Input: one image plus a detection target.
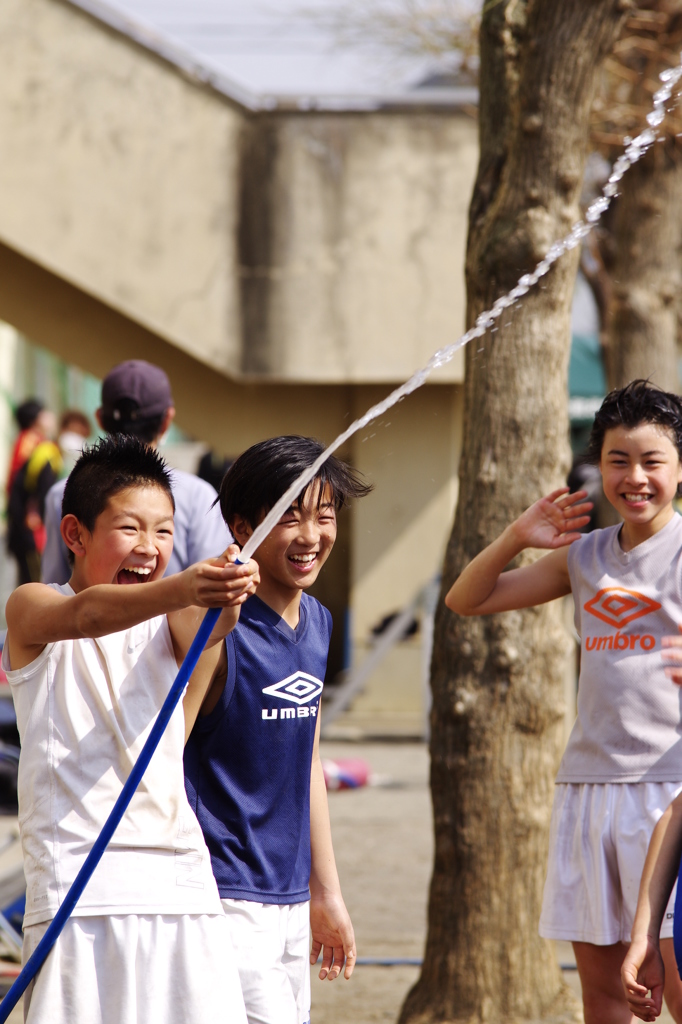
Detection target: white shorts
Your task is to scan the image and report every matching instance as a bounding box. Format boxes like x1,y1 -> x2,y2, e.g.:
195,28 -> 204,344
221,898 -> 311,1024
22,913 -> 247,1024
540,781 -> 682,945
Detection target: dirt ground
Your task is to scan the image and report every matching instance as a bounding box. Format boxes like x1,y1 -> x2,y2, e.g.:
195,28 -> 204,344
313,739 -> 676,1024
311,741 -> 430,1024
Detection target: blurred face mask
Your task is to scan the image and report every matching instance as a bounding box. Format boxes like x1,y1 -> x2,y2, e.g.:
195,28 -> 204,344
58,431 -> 87,455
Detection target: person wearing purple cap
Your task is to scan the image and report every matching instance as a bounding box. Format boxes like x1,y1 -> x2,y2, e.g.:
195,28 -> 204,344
41,361 -> 231,584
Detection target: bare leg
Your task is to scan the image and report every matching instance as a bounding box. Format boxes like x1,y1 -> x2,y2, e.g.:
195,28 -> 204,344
573,941 -> 634,1024
662,938 -> 682,1023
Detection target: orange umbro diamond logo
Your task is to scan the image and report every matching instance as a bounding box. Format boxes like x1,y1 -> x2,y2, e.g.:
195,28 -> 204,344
584,587 -> 661,628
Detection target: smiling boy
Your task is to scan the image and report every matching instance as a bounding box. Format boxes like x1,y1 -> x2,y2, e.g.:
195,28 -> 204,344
3,435 -> 258,1024
446,381 -> 682,1024
183,435 -> 372,1024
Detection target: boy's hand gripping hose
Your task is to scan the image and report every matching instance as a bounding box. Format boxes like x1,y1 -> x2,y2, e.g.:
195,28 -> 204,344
0,606 -> 222,1021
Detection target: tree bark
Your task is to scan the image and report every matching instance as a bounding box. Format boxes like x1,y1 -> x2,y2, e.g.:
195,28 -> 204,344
605,142 -> 682,391
400,3 -> 626,1023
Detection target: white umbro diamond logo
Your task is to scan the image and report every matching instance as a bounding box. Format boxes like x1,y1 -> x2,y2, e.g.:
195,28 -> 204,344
262,672 -> 323,705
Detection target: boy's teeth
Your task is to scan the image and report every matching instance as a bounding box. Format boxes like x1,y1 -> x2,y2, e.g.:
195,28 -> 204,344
290,554 -> 315,564
625,494 -> 648,502
127,567 -> 152,575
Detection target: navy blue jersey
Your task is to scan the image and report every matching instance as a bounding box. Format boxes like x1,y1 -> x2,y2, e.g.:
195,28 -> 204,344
184,592 -> 332,904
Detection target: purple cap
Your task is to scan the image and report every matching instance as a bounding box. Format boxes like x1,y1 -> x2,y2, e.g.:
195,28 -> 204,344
101,361 -> 173,420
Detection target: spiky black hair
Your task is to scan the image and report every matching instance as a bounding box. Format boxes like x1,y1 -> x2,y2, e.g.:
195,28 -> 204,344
218,435 -> 373,530
62,434 -> 174,533
585,379 -> 682,463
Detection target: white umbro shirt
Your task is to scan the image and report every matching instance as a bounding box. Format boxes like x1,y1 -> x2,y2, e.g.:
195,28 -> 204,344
2,584 -> 222,927
559,514 -> 682,784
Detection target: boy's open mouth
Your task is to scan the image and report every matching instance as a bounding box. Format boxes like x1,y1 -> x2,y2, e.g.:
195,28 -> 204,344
622,493 -> 652,504
117,567 -> 153,585
288,553 -> 317,572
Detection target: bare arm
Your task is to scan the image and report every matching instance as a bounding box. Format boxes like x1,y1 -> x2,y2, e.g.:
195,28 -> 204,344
175,552 -> 258,739
445,488 -> 591,616
622,627 -> 682,1019
6,549 -> 258,672
181,641 -> 227,743
309,709 -> 356,982
621,795 -> 682,1020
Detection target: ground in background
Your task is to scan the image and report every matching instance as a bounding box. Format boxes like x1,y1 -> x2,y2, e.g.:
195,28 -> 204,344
314,740 -> 676,1024
312,742 -> 429,1023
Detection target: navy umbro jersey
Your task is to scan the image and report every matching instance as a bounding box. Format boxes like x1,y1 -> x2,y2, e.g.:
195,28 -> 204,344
184,592 -> 332,904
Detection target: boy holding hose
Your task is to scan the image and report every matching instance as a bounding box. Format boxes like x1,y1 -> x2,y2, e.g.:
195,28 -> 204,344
3,434 -> 258,1024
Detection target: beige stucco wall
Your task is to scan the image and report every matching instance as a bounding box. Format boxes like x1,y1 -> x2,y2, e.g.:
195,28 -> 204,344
350,384 -> 462,639
0,0 -> 476,386
0,0 -> 244,375
240,113 -> 477,383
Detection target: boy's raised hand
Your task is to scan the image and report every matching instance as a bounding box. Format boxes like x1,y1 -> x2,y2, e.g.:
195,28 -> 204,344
509,488 -> 593,550
621,935 -> 665,1021
310,892 -> 356,982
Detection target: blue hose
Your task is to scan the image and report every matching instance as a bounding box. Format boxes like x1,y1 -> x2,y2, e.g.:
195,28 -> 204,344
0,606 -> 221,1021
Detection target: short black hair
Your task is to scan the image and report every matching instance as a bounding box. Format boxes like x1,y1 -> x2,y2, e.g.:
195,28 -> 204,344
99,399 -> 166,444
15,399 -> 44,432
62,434 -> 174,534
586,379 -> 682,463
218,435 -> 372,529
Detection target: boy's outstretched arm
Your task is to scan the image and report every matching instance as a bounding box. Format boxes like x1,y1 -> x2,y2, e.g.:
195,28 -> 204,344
623,626 -> 682,1019
309,708 -> 356,982
445,488 -> 592,616
169,546 -> 259,739
6,547 -> 257,673
622,795 -> 682,1021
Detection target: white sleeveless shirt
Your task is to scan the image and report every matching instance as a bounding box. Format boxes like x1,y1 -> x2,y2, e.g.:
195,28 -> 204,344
558,514 -> 682,784
2,584 -> 222,927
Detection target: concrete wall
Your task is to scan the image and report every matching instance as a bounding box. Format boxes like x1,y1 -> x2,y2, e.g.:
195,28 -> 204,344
0,0 -> 244,377
0,0 -> 476,385
239,112 -> 476,382
350,384 -> 462,638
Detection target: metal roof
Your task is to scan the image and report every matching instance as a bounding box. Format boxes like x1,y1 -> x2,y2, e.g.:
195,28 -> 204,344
66,0 -> 478,111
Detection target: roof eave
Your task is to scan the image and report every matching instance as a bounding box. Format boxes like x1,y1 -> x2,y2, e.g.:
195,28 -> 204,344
64,0 -> 479,114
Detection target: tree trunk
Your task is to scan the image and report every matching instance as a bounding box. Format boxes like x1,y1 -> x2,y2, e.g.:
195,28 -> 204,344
400,3 -> 626,1023
605,142 -> 682,391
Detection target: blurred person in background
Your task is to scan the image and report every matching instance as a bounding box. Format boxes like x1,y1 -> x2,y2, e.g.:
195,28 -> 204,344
6,399 -> 56,494
57,409 -> 91,475
7,401 -> 62,585
42,360 -> 231,584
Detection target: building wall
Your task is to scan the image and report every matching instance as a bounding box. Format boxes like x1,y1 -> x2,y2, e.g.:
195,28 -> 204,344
0,0 -> 244,375
0,0 -> 476,386
350,384 -> 462,641
239,112 -> 476,383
